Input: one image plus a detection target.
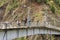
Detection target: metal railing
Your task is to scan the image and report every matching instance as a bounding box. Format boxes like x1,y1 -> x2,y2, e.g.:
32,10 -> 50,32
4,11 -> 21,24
0,21 -> 59,29
0,21 -> 48,29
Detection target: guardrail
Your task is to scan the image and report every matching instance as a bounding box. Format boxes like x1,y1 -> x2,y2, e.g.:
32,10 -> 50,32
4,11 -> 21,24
0,21 -> 47,29
0,21 -> 60,30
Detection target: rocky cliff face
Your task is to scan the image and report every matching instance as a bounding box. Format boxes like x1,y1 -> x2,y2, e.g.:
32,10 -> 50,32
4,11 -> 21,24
0,0 -> 60,27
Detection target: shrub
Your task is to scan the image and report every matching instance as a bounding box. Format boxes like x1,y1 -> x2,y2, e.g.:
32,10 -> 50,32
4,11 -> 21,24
44,0 -> 50,4
54,0 -> 60,6
36,0 -> 42,3
50,5 -> 55,13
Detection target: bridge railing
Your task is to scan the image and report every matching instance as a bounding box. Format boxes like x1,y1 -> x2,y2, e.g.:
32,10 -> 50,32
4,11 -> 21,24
0,21 -> 47,29
0,21 -> 59,29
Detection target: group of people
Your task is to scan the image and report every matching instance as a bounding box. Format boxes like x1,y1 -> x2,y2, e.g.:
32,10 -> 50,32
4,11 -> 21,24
16,18 -> 28,26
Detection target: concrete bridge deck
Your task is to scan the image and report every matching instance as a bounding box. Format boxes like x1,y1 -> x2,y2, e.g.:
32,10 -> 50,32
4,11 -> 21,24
0,22 -> 60,40
0,28 -> 60,40
0,22 -> 60,31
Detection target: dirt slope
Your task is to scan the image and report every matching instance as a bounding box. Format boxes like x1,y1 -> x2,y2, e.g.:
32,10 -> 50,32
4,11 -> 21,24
0,0 -> 60,27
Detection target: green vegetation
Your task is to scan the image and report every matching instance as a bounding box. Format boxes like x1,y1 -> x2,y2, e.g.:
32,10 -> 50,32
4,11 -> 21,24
35,0 -> 60,14
47,0 -> 56,13
6,0 -> 19,13
50,5 -> 55,13
0,0 -> 59,40
0,0 -> 7,7
54,0 -> 60,6
14,37 -> 27,40
13,35 -> 55,40
35,0 -> 50,4
0,0 -> 59,24
36,0 -> 42,3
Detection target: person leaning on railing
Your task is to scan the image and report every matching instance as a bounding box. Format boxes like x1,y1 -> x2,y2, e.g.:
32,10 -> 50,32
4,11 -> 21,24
16,21 -> 21,27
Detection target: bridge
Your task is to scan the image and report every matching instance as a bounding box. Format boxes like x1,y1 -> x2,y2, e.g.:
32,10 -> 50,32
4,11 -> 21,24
0,21 -> 60,40
0,7 -> 60,40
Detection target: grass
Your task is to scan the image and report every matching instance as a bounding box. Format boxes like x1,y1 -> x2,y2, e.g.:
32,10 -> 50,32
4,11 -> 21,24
32,12 -> 44,22
13,37 -> 27,40
2,0 -> 20,21
0,0 -> 8,7
0,0 -> 60,22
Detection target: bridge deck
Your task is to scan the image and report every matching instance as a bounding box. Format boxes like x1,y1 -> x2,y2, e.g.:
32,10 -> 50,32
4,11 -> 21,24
0,22 -> 60,40
0,28 -> 60,40
0,22 -> 60,31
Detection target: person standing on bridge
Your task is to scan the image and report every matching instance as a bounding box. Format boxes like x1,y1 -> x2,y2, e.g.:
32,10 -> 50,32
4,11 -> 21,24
17,20 -> 21,27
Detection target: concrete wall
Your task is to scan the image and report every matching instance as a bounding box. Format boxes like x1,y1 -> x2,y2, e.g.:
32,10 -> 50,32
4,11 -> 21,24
0,28 -> 60,40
